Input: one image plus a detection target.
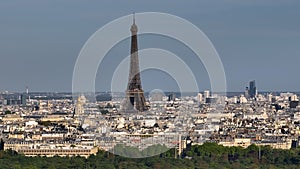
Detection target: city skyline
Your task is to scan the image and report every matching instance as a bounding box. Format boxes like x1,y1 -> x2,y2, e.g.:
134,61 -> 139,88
0,0 -> 300,92
1,1 -> 300,167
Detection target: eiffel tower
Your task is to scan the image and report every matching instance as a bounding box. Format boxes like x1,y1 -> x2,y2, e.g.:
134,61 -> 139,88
124,14 -> 148,112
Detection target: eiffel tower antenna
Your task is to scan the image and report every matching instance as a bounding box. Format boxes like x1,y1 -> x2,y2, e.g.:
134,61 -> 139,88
133,12 -> 135,24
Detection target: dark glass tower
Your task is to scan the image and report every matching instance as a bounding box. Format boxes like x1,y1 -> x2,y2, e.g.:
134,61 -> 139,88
249,80 -> 257,98
124,14 -> 147,112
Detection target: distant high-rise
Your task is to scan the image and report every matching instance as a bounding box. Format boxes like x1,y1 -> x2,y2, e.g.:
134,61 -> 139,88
21,94 -> 26,106
249,80 -> 257,98
203,90 -> 210,99
245,87 -> 249,98
124,14 -> 148,112
168,93 -> 176,102
197,93 -> 203,103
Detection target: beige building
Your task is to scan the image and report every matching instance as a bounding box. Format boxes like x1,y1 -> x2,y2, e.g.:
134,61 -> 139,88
41,115 -> 65,122
8,133 -> 24,139
4,141 -> 98,158
219,138 -> 292,149
17,147 -> 98,158
2,114 -> 23,122
255,139 -> 292,150
219,138 -> 251,148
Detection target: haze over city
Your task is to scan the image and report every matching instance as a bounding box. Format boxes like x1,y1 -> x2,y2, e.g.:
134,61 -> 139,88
0,0 -> 299,92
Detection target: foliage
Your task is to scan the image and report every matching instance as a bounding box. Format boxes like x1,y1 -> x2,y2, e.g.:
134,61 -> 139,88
113,144 -> 169,158
4,110 -> 12,114
38,120 -> 52,126
100,109 -> 109,115
1,143 -> 300,168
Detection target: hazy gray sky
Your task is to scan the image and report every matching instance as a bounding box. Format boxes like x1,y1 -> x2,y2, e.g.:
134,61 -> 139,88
0,0 -> 299,92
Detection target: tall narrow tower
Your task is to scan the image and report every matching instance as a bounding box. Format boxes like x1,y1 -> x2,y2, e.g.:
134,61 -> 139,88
124,14 -> 147,112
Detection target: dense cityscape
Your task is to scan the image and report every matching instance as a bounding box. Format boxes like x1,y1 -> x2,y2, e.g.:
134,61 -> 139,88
1,80 -> 300,159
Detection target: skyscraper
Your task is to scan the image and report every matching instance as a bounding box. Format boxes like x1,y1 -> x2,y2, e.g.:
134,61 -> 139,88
249,80 -> 257,98
20,94 -> 27,106
197,93 -> 203,103
124,14 -> 148,112
245,87 -> 249,98
203,90 -> 210,100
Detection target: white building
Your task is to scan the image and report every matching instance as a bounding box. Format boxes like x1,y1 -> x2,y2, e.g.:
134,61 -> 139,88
197,93 -> 203,103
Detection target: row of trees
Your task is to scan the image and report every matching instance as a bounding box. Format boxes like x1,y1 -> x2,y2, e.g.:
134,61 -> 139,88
0,143 -> 300,168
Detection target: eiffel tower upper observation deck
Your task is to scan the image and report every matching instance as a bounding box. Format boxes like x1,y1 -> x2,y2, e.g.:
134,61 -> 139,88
124,14 -> 148,112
